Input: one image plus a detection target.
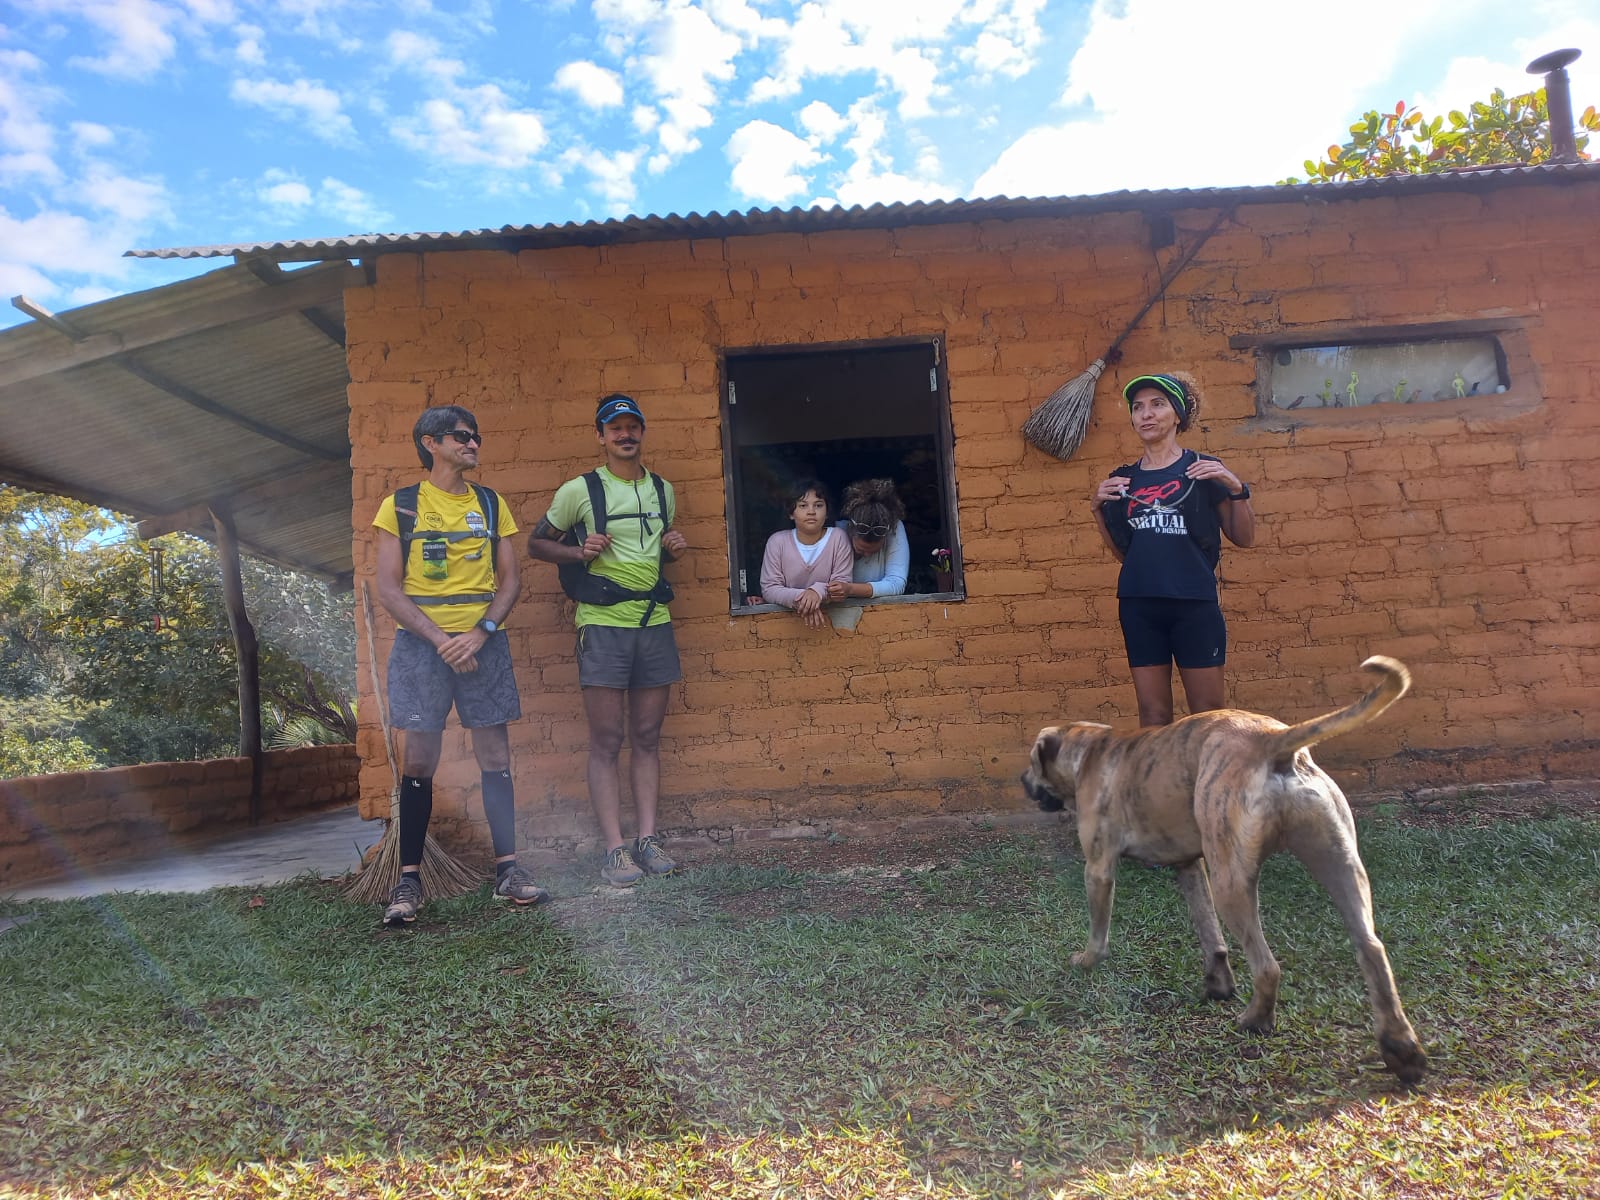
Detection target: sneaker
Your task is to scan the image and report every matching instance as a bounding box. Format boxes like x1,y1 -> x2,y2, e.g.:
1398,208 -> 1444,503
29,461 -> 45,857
601,845 -> 644,887
633,834 -> 676,876
492,865 -> 549,906
383,876 -> 422,925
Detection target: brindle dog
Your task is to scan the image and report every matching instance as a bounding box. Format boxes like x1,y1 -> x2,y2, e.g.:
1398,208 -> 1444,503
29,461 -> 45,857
1021,656 -> 1427,1085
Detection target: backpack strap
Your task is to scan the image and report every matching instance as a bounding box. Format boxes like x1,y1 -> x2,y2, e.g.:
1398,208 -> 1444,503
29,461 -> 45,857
393,482 -> 499,606
583,471 -> 608,535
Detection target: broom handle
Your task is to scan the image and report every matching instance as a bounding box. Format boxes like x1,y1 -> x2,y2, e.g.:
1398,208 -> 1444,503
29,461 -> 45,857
360,581 -> 401,801
1104,204 -> 1238,358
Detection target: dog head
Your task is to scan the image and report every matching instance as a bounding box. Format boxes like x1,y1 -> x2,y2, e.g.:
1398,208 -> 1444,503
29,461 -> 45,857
1021,722 -> 1111,812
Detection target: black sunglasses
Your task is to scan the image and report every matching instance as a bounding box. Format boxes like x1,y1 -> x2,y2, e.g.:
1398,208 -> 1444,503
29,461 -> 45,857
433,429 -> 482,445
851,521 -> 891,541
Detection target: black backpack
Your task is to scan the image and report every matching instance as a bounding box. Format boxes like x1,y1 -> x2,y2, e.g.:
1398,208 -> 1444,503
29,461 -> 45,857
558,471 -> 675,626
392,482 -> 501,608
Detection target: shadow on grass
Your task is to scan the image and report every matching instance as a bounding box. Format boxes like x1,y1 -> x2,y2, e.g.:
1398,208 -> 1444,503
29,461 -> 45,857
1,817 -> 1598,1197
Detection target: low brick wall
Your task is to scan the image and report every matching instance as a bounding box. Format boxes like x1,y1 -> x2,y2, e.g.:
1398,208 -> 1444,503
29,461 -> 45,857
0,745 -> 360,889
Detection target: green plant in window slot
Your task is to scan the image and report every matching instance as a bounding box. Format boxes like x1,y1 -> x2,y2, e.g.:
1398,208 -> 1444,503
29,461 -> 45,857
1393,378 -> 1407,403
1453,371 -> 1467,398
1318,378 -> 1335,404
932,548 -> 952,572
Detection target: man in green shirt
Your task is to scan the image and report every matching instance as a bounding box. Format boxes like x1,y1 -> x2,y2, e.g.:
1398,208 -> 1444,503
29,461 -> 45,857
527,394 -> 687,886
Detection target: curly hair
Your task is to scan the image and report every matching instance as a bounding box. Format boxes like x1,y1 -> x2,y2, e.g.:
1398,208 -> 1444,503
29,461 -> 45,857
839,478 -> 905,530
1126,372 -> 1204,433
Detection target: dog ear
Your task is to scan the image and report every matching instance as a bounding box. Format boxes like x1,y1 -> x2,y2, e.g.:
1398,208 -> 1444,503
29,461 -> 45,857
1036,730 -> 1062,768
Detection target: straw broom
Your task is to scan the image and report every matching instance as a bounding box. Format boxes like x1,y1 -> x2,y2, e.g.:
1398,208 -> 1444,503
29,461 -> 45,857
345,581 -> 483,904
1022,205 -> 1239,461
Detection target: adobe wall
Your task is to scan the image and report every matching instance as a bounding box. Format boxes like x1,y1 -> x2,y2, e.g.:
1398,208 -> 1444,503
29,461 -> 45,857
0,745 -> 360,888
344,181 -> 1600,853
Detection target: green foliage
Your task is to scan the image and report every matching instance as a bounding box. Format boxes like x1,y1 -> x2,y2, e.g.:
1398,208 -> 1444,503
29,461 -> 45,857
1284,88 -> 1600,183
0,484 -> 354,775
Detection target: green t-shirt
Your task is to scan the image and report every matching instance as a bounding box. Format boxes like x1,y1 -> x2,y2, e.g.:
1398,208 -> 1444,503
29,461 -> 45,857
546,466 -> 676,628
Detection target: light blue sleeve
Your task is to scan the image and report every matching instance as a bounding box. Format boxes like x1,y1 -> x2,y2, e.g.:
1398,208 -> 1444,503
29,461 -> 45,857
869,522 -> 910,597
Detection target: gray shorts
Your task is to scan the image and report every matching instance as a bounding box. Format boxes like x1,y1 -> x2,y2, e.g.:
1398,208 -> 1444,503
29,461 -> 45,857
387,628 -> 522,731
577,622 -> 682,690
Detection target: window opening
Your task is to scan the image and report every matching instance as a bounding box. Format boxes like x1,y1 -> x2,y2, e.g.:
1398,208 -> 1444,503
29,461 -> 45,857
1266,336 -> 1508,410
721,340 -> 961,611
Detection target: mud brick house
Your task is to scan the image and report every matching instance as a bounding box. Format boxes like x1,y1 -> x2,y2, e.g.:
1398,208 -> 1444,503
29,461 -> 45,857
179,165 -> 1600,852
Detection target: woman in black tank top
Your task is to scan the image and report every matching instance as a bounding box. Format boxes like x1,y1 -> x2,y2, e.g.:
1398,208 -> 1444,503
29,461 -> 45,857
1089,372 -> 1256,727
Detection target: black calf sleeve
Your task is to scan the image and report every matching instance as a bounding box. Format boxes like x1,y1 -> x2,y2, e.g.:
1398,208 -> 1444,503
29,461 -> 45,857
482,769 -> 516,859
398,775 -> 433,867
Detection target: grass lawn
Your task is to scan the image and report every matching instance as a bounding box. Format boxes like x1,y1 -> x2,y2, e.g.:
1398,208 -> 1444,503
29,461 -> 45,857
2,807 -> 1598,1198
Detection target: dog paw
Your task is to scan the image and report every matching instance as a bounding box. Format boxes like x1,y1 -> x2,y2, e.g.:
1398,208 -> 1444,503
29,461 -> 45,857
1380,1035 -> 1429,1087
1070,949 -> 1104,970
1236,1008 -> 1276,1036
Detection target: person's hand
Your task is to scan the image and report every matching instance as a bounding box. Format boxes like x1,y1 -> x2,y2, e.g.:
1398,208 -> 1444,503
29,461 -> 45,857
1186,458 -> 1242,493
794,587 -> 827,629
1092,475 -> 1132,504
437,629 -> 486,670
662,529 -> 687,557
579,532 -> 612,561
825,580 -> 853,601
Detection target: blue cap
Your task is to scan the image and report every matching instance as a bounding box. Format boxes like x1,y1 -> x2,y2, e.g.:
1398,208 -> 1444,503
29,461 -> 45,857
595,394 -> 646,428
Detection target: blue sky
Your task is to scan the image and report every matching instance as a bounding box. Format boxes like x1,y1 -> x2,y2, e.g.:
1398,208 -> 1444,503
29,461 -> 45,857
1,0 -> 1595,328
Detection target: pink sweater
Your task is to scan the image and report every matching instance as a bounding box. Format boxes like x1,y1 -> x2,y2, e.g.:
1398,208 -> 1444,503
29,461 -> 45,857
760,527 -> 853,607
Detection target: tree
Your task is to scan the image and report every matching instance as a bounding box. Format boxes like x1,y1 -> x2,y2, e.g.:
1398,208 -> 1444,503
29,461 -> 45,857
0,484 -> 355,776
1284,87 -> 1600,184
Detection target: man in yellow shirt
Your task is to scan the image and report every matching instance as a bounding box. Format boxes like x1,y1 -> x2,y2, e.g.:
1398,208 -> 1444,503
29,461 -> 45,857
527,394 -> 687,886
371,405 -> 544,924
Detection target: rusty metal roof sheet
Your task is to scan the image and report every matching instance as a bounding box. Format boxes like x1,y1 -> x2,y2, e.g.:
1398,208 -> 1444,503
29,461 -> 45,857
0,260 -> 362,582
128,163 -> 1600,262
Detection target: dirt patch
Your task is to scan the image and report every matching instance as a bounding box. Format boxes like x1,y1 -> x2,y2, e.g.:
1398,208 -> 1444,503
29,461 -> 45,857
1349,779 -> 1600,826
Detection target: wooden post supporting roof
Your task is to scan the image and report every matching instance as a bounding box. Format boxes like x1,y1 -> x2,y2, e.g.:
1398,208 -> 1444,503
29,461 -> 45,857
209,504 -> 263,824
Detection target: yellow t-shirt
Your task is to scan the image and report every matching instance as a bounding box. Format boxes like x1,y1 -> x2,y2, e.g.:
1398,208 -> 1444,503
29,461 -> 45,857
372,480 -> 519,633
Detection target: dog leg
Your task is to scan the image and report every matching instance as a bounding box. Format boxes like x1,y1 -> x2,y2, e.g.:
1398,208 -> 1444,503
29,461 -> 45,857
1291,827 -> 1428,1086
1072,857 -> 1117,969
1207,856 -> 1281,1034
1175,860 -> 1236,1001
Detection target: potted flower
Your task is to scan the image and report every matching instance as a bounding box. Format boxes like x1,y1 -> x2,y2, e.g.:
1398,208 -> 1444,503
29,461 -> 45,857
932,547 -> 953,592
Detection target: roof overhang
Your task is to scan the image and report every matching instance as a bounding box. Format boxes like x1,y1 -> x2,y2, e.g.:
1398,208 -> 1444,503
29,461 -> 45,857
0,259 -> 365,584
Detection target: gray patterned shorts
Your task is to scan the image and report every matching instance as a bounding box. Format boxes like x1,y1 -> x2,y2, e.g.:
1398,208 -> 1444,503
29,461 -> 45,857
387,628 -> 522,731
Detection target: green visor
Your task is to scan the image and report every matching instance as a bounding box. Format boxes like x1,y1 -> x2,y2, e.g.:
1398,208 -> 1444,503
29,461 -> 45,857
1122,374 -> 1189,418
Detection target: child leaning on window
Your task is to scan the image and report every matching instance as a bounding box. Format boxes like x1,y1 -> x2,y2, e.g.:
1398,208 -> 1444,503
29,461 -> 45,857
760,479 -> 853,630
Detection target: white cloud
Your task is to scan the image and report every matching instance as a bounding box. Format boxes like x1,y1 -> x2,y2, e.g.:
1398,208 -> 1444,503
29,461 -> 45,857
234,23 -> 266,65
559,144 -> 641,213
78,164 -> 170,224
593,0 -> 750,171
64,0 -> 183,78
726,119 -> 823,202
256,170 -> 392,230
0,204 -> 151,304
974,0 -> 1492,199
957,0 -> 1048,78
828,98 -> 958,207
70,122 -> 116,151
230,76 -> 355,141
263,179 -> 314,207
0,49 -> 59,183
387,31 -> 548,167
554,60 -> 624,109
799,100 -> 846,143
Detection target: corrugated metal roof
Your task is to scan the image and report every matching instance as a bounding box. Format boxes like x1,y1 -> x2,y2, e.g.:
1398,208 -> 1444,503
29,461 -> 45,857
0,260 -> 361,582
128,163 -> 1600,262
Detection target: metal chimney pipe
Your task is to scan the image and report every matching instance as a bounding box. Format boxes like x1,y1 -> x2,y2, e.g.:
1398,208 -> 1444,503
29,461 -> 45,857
1526,48 -> 1582,164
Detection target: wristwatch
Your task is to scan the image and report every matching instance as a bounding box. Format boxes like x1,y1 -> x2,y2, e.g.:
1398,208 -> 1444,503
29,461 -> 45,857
477,618 -> 499,634
1227,484 -> 1252,501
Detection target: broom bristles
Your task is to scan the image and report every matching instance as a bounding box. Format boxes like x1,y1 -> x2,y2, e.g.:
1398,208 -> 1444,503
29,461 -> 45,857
343,812 -> 484,904
1022,358 -> 1105,461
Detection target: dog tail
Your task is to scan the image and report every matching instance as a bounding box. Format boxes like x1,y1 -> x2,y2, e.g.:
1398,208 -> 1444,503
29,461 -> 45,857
1267,656 -> 1411,762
